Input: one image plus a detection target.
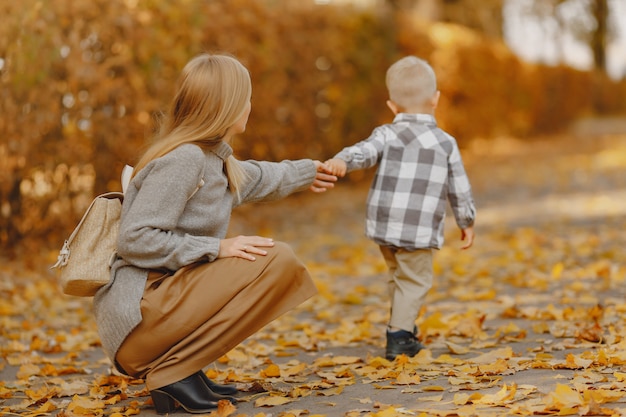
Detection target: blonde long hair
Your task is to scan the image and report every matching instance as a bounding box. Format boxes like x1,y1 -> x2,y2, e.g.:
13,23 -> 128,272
133,53 -> 250,195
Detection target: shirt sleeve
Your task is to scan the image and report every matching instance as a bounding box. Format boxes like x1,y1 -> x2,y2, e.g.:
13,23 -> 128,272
447,144 -> 476,229
117,147 -> 220,269
236,159 -> 317,205
334,126 -> 389,172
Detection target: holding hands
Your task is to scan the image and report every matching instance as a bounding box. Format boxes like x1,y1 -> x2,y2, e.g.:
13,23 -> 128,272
221,160 -> 341,262
323,158 -> 347,178
309,160 -> 339,193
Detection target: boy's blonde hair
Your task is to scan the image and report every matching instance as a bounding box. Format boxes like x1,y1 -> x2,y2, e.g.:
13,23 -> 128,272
134,53 -> 250,196
386,56 -> 437,111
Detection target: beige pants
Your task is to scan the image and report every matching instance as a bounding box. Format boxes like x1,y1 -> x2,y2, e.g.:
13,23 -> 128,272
115,242 -> 317,390
379,246 -> 433,332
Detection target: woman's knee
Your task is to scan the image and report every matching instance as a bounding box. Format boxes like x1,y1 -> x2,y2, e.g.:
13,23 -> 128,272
268,241 -> 305,273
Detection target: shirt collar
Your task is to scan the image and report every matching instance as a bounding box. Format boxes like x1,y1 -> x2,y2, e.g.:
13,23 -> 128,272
393,113 -> 437,125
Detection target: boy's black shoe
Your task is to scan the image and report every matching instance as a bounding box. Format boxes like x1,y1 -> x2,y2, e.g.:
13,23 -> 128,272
385,328 -> 424,360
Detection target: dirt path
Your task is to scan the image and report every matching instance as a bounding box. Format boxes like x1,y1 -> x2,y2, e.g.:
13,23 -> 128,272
1,124 -> 626,416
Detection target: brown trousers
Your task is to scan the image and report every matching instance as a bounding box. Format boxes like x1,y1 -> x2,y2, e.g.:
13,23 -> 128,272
115,242 -> 317,390
379,246 -> 433,332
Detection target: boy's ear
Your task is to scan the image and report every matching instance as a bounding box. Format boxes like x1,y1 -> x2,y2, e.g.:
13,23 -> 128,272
386,100 -> 400,115
431,91 -> 441,110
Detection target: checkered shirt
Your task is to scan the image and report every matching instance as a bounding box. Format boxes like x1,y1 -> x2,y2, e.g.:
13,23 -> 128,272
334,113 -> 476,250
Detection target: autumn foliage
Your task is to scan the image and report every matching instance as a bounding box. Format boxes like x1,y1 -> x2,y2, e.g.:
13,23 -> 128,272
2,131 -> 626,416
1,0 -> 625,253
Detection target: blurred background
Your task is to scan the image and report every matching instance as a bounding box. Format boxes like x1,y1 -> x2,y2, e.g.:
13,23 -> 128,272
1,0 -> 625,257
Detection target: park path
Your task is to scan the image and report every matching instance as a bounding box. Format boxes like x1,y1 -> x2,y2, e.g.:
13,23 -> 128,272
1,118 -> 626,416
175,118 -> 626,415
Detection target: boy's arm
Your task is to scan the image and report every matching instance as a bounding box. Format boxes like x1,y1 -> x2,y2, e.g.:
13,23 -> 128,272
327,126 -> 389,174
447,143 -> 476,233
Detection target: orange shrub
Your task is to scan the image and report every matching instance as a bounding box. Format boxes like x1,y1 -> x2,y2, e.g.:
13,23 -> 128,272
1,0 -> 624,253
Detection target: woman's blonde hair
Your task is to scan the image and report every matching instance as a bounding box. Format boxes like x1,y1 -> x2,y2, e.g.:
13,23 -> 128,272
386,56 -> 437,110
133,53 -> 251,195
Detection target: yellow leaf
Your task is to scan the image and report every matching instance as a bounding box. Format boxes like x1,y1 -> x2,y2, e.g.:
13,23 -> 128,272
24,386 -> 54,401
31,401 -> 57,414
254,395 -> 294,407
208,399 -> 237,416
367,356 -> 394,368
433,354 -> 465,365
343,293 -> 362,304
614,371 -> 626,382
313,357 -> 337,367
331,356 -> 361,365
317,386 -> 344,396
453,393 -> 471,405
563,353 -> 593,369
582,388 -> 625,404
373,407 -> 402,417
473,383 -> 517,405
552,262 -> 565,279
222,349 -> 248,363
278,411 -> 308,417
422,385 -> 445,391
16,363 -> 40,379
394,371 -> 421,385
205,368 -> 219,379
475,358 -> 510,375
445,341 -> 470,354
261,364 -> 281,378
68,395 -> 106,410
469,346 -> 514,364
392,354 -> 409,366
546,383 -> 584,409
421,394 -> 443,402
288,387 -> 312,398
284,362 -> 307,377
372,384 -> 397,390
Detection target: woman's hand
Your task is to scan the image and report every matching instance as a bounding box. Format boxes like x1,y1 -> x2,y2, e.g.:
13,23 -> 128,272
218,235 -> 275,261
309,161 -> 338,193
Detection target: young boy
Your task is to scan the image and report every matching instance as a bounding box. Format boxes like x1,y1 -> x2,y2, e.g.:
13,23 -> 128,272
325,56 -> 476,360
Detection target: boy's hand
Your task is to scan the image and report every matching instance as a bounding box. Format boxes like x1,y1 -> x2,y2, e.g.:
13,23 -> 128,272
460,226 -> 474,249
324,158 -> 347,177
309,161 -> 337,193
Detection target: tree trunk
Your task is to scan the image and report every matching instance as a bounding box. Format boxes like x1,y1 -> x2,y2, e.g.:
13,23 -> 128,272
590,0 -> 608,73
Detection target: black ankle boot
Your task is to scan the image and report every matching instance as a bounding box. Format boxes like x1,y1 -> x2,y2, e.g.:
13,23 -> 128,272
385,327 -> 424,360
196,371 -> 238,403
150,373 -> 219,414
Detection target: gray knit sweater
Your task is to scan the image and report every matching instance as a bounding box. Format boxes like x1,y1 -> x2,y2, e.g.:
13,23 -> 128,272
93,142 -> 317,366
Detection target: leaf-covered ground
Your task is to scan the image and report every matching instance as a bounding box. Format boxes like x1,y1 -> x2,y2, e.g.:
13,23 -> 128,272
2,123 -> 626,416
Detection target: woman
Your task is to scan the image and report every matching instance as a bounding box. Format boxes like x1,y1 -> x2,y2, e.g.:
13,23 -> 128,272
93,53 -> 337,414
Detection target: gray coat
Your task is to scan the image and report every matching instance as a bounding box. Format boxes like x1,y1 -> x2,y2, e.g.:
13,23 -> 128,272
93,142 -> 317,366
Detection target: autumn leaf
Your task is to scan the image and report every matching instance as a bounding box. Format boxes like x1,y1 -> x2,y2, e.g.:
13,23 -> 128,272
445,341 -> 470,354
254,395 -> 295,407
545,383 -> 584,410
261,364 -> 281,378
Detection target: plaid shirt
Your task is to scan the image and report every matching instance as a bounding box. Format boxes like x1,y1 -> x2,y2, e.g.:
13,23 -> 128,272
334,113 -> 475,250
